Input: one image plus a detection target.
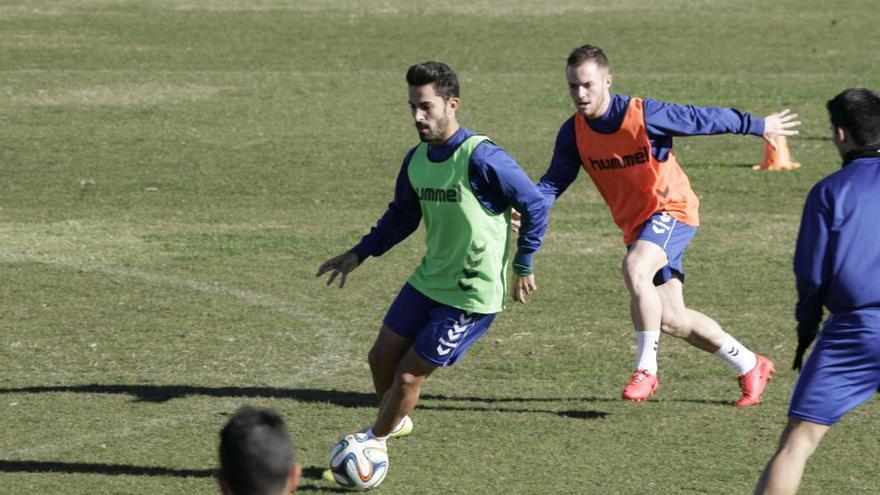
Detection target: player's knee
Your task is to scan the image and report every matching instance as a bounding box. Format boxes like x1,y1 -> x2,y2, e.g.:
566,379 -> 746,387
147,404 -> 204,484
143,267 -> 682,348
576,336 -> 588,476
622,259 -> 654,293
781,426 -> 825,460
779,436 -> 820,462
395,370 -> 426,390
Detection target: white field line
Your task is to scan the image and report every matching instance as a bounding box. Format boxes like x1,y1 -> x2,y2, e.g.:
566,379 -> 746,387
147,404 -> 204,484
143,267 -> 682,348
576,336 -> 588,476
0,250 -> 352,458
0,250 -> 351,383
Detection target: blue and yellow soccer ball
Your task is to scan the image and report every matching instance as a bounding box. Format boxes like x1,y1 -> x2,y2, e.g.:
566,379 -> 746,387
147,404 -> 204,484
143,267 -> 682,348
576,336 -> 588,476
329,433 -> 389,491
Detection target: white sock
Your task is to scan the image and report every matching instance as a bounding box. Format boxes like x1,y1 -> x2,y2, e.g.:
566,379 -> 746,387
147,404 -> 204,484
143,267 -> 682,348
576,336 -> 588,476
366,428 -> 388,443
714,333 -> 757,375
635,330 -> 661,374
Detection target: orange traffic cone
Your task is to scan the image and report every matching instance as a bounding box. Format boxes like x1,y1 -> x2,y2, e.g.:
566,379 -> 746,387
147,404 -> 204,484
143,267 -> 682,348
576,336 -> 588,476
753,135 -> 800,171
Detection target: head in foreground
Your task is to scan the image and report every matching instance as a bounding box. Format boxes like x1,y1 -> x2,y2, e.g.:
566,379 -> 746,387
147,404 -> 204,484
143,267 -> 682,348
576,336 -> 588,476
217,406 -> 299,495
827,86 -> 880,157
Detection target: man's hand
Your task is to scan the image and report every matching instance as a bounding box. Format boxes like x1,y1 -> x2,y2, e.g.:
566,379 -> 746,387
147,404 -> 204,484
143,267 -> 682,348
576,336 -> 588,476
510,209 -> 522,233
792,329 -> 817,372
316,251 -> 360,288
763,108 -> 801,149
512,274 -> 537,304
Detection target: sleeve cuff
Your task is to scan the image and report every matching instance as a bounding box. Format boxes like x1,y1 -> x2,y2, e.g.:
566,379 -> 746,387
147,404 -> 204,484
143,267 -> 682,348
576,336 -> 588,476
351,244 -> 370,264
512,252 -> 534,276
749,116 -> 765,137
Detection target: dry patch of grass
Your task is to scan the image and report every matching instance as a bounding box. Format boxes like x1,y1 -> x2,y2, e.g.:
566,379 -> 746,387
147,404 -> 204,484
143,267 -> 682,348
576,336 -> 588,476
0,32 -> 95,49
10,83 -> 233,107
167,0 -> 705,16
0,220 -> 149,264
0,0 -> 129,16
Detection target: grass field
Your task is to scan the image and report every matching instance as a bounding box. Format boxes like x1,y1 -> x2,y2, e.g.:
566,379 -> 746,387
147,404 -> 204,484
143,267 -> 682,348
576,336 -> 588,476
2,1 -> 879,493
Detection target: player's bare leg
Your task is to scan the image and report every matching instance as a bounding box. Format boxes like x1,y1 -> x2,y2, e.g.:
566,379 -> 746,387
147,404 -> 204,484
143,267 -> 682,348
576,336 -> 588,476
620,241 -> 668,400
657,278 -> 774,406
656,279 -> 725,351
370,348 -> 436,438
368,325 -> 412,400
753,419 -> 829,495
322,327 -> 416,483
623,241 -> 668,332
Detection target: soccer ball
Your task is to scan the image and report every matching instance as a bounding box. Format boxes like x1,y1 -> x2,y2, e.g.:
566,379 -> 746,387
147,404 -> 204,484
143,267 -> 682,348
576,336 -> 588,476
329,433 -> 389,491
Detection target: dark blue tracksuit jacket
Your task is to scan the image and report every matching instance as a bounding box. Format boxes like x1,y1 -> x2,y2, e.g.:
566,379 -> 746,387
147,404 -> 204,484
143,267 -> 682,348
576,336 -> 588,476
794,145 -> 880,337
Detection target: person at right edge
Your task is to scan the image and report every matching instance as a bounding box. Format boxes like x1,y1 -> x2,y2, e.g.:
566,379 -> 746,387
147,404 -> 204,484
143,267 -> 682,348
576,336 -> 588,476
754,87 -> 880,494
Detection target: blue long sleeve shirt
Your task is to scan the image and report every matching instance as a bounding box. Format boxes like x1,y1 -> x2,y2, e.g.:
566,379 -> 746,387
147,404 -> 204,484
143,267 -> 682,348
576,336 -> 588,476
352,127 -> 548,274
537,94 -> 765,204
793,146 -> 880,337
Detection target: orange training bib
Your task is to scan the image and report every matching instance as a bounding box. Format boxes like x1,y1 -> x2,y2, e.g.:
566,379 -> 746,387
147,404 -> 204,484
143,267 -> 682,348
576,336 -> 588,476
574,98 -> 700,244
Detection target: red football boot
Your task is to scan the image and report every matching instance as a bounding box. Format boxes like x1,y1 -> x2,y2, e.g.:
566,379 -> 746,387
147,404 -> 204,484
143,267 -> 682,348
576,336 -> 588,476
622,369 -> 659,401
736,355 -> 776,407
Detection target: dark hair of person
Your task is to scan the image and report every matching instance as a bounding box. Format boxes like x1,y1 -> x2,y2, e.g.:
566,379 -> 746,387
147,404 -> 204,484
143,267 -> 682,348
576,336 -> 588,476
219,406 -> 294,495
406,61 -> 460,100
566,44 -> 610,70
826,87 -> 880,146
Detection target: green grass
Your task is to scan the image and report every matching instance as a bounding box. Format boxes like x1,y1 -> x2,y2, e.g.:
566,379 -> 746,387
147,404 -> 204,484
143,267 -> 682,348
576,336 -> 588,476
2,0 -> 879,493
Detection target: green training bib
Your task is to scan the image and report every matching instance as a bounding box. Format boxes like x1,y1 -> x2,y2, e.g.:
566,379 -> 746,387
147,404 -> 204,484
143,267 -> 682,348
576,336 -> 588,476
407,135 -> 511,314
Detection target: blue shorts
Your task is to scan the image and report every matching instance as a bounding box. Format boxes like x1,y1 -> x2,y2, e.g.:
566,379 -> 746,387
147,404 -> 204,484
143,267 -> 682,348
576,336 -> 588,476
788,310 -> 880,426
630,212 -> 698,286
383,283 -> 496,367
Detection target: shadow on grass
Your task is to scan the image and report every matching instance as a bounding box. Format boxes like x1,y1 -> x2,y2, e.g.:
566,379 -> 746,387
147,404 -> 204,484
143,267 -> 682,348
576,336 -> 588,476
0,383 -> 619,418
0,459 -> 212,477
292,467 -> 352,494
0,382 -> 731,407
297,466 -> 397,493
0,384 -> 377,405
0,460 -> 355,492
300,466 -> 357,492
0,382 -> 732,411
302,466 -> 329,480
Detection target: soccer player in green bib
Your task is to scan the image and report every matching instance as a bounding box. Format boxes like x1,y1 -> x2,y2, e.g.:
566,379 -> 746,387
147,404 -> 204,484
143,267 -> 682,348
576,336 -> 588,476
317,61 -> 548,476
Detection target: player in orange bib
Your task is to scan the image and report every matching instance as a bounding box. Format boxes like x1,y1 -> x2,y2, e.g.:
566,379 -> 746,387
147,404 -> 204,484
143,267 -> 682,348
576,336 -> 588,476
536,45 -> 801,405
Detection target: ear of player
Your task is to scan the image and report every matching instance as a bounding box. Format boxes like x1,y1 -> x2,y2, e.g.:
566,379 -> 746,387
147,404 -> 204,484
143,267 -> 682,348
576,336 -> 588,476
753,135 -> 801,171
